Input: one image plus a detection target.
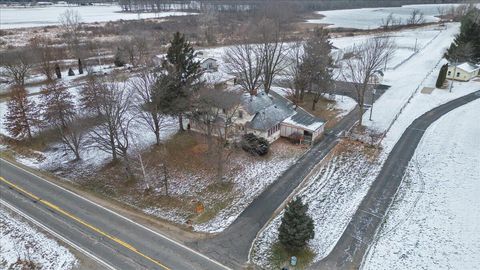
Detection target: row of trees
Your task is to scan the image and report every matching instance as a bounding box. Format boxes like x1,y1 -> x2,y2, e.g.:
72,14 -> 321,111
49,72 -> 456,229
118,0 -> 453,13
4,31 -> 249,188
223,21 -> 335,112
4,32 -> 202,177
380,9 -> 426,30
224,21 -> 395,127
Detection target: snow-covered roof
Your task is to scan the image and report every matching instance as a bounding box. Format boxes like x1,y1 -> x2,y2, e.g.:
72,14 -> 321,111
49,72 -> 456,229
244,91 -> 324,132
202,71 -> 235,85
455,62 -> 480,73
283,109 -> 324,131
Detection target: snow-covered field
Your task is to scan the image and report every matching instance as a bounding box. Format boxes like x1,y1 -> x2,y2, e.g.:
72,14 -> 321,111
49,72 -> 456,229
363,23 -> 459,133
193,24 -> 444,85
252,141 -> 382,268
252,77 -> 480,268
251,20 -> 479,266
307,4 -> 468,29
0,205 -> 77,269
363,98 -> 480,270
331,24 -> 444,70
0,4 -> 192,29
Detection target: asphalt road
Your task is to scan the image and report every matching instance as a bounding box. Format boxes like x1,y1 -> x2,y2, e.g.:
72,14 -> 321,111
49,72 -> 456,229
315,90 -> 480,270
192,107 -> 361,269
0,159 -> 231,270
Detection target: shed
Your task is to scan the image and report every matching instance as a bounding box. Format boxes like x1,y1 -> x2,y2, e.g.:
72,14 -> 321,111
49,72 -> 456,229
447,62 -> 479,81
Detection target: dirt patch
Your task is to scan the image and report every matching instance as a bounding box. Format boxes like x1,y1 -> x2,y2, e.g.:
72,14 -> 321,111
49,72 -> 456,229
292,93 -> 344,129
421,87 -> 435,94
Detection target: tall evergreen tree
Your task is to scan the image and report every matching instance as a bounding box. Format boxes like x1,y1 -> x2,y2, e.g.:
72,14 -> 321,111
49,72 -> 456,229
159,32 -> 203,131
78,58 -> 84,74
436,63 -> 448,88
114,47 -> 126,67
5,85 -> 39,139
302,28 -> 334,111
278,197 -> 315,252
41,80 -> 75,128
55,63 -> 62,79
445,8 -> 480,62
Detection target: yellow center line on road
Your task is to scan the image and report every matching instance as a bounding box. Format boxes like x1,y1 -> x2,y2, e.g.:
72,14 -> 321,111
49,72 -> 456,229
0,176 -> 172,270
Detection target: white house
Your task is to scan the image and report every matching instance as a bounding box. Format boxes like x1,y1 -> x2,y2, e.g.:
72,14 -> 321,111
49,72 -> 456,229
447,62 -> 480,81
188,89 -> 325,145
199,58 -> 219,72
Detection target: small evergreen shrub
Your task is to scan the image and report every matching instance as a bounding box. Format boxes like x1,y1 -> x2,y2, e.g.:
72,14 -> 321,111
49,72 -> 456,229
278,197 -> 315,252
114,48 -> 125,67
241,133 -> 269,156
436,63 -> 448,88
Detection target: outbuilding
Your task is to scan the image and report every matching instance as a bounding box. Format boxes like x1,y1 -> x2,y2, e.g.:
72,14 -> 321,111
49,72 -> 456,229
446,62 -> 479,81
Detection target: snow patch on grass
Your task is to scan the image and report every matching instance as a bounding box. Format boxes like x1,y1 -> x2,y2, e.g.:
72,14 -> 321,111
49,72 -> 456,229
252,142 -> 382,268
363,98 -> 480,270
0,206 -> 77,270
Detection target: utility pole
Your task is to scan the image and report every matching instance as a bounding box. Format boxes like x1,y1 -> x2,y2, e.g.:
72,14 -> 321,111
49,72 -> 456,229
369,87 -> 376,121
449,58 -> 457,93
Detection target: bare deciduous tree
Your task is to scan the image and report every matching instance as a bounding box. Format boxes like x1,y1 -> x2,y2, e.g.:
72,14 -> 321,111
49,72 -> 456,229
41,80 -> 75,128
285,41 -> 307,106
1,51 -> 33,86
134,35 -> 150,66
223,43 -> 264,95
88,76 -> 136,177
341,36 -> 395,127
130,69 -> 170,145
257,18 -> 288,94
381,13 -> 402,29
30,37 -> 56,81
59,9 -> 82,57
191,87 -> 241,181
120,38 -> 137,67
407,9 -> 425,25
59,115 -> 86,160
80,74 -> 105,116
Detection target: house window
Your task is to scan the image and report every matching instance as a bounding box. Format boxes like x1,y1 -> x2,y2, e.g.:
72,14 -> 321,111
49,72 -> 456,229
448,71 -> 451,76
268,124 -> 281,137
456,72 -> 460,77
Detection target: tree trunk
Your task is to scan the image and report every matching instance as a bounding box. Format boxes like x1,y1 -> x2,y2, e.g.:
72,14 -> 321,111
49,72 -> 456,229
358,103 -> 364,127
163,164 -> 169,196
73,148 -> 81,161
311,99 -> 316,111
178,114 -> 184,131
26,125 -> 32,140
110,135 -> 117,161
123,154 -> 134,180
216,147 -> 224,182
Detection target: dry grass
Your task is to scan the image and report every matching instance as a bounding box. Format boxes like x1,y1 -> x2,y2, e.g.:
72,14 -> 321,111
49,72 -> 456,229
333,138 -> 381,162
294,93 -> 344,129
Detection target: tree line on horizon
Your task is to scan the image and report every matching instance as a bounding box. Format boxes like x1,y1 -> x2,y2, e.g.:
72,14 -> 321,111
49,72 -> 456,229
115,0 -> 467,13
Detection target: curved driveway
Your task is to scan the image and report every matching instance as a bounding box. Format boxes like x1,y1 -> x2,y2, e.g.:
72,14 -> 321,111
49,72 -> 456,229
315,90 -> 480,270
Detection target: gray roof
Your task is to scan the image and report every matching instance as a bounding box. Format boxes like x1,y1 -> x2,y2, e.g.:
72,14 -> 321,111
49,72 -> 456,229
244,90 -> 325,132
288,108 -> 322,127
242,92 -> 275,115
